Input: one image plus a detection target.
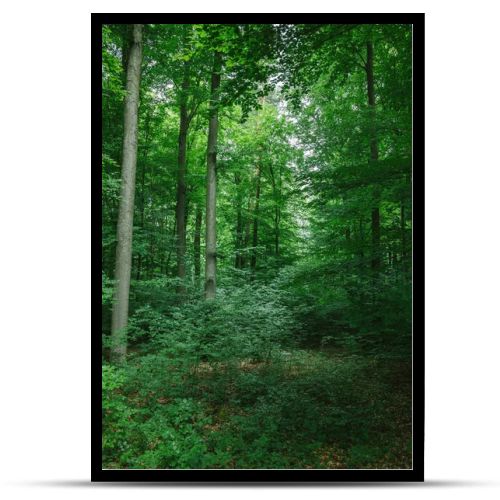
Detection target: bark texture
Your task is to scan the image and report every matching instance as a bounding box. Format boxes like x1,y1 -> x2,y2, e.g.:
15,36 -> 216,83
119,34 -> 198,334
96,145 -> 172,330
205,51 -> 222,299
111,24 -> 143,363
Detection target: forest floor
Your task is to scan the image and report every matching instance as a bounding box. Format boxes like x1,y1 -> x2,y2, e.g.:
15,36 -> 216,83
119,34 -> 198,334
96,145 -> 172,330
197,349 -> 412,469
104,346 -> 412,470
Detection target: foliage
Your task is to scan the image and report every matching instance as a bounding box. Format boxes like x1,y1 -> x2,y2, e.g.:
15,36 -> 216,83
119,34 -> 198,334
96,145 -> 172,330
101,22 -> 413,470
128,281 -> 294,361
102,347 -> 411,469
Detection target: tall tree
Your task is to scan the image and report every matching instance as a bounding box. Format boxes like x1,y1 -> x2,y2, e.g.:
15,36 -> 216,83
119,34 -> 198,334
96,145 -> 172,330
110,24 -> 143,363
175,59 -> 190,293
135,106 -> 152,280
241,196 -> 253,269
234,173 -> 244,268
205,51 -> 222,299
269,163 -> 281,257
250,163 -> 262,273
174,25 -> 206,293
194,205 -> 203,281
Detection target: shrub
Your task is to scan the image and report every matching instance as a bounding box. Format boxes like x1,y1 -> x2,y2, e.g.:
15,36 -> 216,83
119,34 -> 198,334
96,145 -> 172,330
130,281 -> 295,363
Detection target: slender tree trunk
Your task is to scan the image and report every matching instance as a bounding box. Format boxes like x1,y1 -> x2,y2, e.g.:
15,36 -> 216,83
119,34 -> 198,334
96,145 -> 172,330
235,208 -> 243,268
136,111 -> 151,280
269,164 -> 281,257
175,61 -> 190,294
250,164 -> 262,273
205,51 -> 222,299
117,26 -> 132,168
146,158 -> 156,278
159,214 -> 167,274
184,195 -> 190,236
165,218 -> 176,275
241,196 -> 252,269
366,40 -> 381,273
234,173 -> 243,268
111,24 -> 143,364
148,220 -> 155,278
194,206 -> 202,281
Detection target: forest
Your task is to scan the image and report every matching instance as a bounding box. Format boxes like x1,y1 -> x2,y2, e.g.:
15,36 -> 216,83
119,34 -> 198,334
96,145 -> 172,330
101,23 -> 413,470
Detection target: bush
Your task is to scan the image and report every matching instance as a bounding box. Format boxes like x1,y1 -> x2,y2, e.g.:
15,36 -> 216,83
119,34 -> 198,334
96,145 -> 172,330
102,364 -> 139,465
129,281 -> 295,363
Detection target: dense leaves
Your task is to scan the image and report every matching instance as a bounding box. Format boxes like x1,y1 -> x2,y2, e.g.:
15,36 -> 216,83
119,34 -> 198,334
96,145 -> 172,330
102,22 -> 413,469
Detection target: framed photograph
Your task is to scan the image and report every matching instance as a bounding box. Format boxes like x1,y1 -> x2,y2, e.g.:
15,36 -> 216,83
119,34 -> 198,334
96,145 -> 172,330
93,12 -> 424,482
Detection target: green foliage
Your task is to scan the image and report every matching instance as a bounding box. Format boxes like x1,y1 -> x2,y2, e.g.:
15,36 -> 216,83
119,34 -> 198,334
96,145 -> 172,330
101,273 -> 114,306
347,444 -> 386,468
102,364 -> 137,463
129,281 -> 294,362
130,398 -> 212,469
102,345 -> 411,469
101,22 -> 413,470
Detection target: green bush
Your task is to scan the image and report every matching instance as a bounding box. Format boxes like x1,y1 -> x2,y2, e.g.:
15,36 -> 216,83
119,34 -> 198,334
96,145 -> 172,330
129,282 -> 295,363
102,364 -> 139,465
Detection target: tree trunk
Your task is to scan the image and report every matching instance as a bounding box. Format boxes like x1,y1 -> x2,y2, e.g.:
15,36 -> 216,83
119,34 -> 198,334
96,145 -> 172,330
234,173 -> 243,268
110,24 -> 143,364
165,218 -> 176,276
241,196 -> 253,269
250,164 -> 262,273
175,61 -> 190,293
235,208 -> 243,268
269,164 -> 281,257
205,51 -> 222,299
194,206 -> 202,281
136,110 -> 151,280
159,213 -> 167,274
146,152 -> 156,279
366,40 -> 381,272
148,218 -> 155,278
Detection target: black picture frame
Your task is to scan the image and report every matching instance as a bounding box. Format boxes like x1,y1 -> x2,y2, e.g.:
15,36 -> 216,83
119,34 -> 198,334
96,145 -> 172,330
92,12 -> 424,483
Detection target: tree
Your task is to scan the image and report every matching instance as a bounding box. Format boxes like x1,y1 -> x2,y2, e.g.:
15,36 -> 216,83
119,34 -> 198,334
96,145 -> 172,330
174,59 -> 190,292
250,163 -> 262,273
198,24 -> 279,297
204,50 -> 222,299
110,24 -> 143,363
174,26 -> 207,293
194,205 -> 203,280
233,173 -> 244,268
